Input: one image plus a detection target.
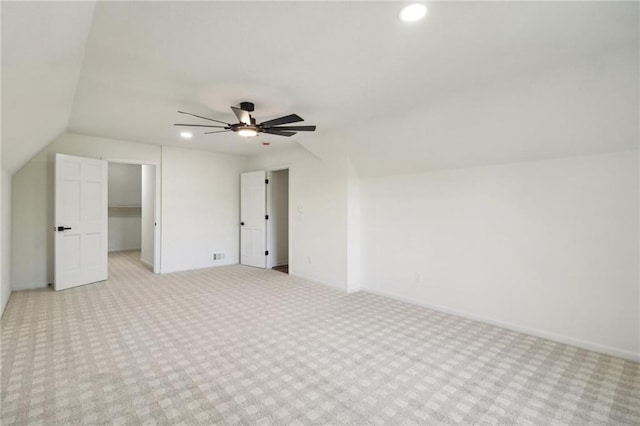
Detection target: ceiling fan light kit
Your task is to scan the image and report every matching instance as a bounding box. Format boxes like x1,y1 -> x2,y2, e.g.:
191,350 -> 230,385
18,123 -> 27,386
237,128 -> 258,137
175,102 -> 317,139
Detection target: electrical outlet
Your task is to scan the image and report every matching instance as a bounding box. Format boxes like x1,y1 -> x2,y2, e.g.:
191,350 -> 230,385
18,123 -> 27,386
307,256 -> 312,264
213,252 -> 225,261
414,272 -> 421,283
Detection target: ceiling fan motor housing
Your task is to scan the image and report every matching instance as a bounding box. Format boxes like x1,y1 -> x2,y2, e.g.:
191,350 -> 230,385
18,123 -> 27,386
240,101 -> 255,112
175,103 -> 316,137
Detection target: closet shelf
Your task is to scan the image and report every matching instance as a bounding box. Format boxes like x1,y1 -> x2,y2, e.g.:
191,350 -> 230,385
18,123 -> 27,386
108,206 -> 142,217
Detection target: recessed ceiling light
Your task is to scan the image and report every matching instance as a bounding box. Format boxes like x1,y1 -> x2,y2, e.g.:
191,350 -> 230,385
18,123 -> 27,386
399,4 -> 427,22
180,131 -> 193,139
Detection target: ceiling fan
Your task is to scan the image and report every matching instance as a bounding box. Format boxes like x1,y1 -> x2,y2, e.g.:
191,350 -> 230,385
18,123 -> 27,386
174,102 -> 316,138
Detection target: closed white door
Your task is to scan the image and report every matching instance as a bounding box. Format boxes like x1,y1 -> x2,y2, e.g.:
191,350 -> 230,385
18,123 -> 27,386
240,171 -> 267,268
55,153 -> 108,291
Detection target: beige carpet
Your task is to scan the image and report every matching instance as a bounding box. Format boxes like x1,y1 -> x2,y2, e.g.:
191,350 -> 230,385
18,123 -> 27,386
1,250 -> 639,425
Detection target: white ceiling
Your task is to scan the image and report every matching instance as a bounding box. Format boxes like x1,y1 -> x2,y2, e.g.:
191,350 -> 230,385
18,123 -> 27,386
2,1 -> 638,175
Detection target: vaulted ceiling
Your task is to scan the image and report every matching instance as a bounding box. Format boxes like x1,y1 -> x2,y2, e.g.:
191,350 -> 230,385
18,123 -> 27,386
2,1 -> 638,175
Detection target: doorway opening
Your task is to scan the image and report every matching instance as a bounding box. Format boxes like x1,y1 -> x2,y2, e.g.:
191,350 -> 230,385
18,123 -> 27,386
267,169 -> 289,274
107,162 -> 157,272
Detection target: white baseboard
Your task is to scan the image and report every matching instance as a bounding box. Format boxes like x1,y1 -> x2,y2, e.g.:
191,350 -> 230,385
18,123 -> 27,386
363,287 -> 639,363
1,290 -> 13,318
290,273 -> 348,293
11,281 -> 49,291
347,282 -> 363,294
140,257 -> 153,268
161,260 -> 239,274
108,246 -> 141,253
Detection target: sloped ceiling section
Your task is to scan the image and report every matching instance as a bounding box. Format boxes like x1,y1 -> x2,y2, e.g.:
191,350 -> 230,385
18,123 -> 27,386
2,1 -> 638,175
1,1 -> 96,174
346,47 -> 639,177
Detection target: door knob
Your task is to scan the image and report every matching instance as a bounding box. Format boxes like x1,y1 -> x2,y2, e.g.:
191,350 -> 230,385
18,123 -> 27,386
57,226 -> 72,231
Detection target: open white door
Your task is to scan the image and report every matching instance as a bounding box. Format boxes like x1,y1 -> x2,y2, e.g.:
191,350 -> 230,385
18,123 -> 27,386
55,153 -> 108,291
240,171 -> 267,268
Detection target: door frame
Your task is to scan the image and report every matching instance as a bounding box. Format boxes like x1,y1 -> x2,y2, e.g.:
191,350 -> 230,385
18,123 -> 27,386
266,165 -> 291,272
105,158 -> 161,273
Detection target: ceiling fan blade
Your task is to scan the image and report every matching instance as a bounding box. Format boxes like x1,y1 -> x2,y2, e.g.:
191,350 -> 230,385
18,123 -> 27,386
177,110 -> 230,125
268,125 -> 316,131
260,114 -> 303,127
263,129 -> 297,137
203,130 -> 233,135
231,106 -> 251,124
174,124 -> 228,128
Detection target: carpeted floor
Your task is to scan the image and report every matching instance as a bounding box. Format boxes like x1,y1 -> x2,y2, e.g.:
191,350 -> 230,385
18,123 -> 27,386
1,251 -> 639,425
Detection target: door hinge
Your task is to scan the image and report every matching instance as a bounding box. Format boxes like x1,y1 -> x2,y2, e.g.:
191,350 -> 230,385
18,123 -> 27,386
265,214 -> 269,220
265,179 -> 269,184
265,250 -> 269,256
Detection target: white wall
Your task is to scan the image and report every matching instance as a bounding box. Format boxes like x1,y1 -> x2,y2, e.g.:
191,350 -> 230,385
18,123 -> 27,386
108,211 -> 141,252
108,163 -> 142,252
108,163 -> 142,206
161,146 -> 248,273
12,156 -> 51,290
12,133 -> 252,286
141,164 -> 155,267
1,169 -> 12,316
11,133 -> 161,289
362,150 -> 639,360
249,145 -> 350,290
347,159 -> 361,293
268,169 -> 289,267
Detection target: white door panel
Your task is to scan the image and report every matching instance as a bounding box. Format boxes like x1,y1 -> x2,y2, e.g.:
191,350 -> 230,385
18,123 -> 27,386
240,171 -> 266,268
55,153 -> 108,291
